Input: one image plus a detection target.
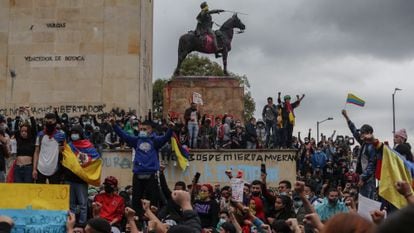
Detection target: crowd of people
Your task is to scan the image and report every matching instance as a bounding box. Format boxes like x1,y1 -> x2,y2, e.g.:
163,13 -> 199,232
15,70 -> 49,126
182,92 -> 305,150
0,102 -> 413,233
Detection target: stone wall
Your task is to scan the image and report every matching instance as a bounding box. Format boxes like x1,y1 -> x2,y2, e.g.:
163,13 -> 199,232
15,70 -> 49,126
163,76 -> 244,122
0,0 -> 153,117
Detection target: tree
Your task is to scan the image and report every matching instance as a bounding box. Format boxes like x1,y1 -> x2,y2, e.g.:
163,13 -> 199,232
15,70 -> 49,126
153,54 -> 256,121
179,54 -> 224,76
152,79 -> 168,119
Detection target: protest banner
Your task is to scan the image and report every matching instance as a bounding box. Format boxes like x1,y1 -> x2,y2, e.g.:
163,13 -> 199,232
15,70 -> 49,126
0,183 -> 69,232
101,149 -> 297,188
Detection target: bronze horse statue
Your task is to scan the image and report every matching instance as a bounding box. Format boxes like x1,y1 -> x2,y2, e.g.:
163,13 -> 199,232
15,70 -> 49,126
174,14 -> 246,76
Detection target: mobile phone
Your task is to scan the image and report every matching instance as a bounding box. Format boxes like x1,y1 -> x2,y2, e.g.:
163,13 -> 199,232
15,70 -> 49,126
194,172 -> 201,184
261,163 -> 267,175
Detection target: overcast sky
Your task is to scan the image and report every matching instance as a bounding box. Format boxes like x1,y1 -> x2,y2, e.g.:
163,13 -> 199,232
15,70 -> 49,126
153,0 -> 414,144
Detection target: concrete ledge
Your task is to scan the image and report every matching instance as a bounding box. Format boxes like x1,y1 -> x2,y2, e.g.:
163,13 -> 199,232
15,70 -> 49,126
101,149 -> 297,188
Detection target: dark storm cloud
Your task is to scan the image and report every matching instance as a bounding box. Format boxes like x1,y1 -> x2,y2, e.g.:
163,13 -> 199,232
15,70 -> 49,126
240,0 -> 414,60
154,0 -> 414,143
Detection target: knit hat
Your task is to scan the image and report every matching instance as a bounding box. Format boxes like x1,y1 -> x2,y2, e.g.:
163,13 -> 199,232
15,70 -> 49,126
395,129 -> 407,140
0,222 -> 12,233
86,218 -> 111,233
103,176 -> 118,187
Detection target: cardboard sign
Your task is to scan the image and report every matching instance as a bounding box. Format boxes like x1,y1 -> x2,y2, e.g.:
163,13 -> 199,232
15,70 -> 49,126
0,184 -> 69,232
231,178 -> 244,202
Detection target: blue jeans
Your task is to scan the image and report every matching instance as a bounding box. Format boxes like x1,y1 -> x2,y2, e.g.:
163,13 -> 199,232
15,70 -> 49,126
187,122 -> 199,148
66,181 -> 88,225
265,120 -> 277,148
360,177 -> 376,199
246,141 -> 256,149
14,164 -> 33,183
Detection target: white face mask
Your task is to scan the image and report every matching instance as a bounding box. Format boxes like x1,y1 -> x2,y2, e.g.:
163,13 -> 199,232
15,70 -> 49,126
138,131 -> 148,137
219,218 -> 226,224
71,134 -> 80,141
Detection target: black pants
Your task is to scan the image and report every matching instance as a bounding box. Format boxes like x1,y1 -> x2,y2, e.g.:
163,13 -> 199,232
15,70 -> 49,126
286,124 -> 294,148
36,170 -> 61,184
132,173 -> 160,216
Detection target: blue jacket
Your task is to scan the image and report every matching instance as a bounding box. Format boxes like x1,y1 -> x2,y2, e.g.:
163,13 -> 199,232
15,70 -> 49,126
311,150 -> 328,169
113,124 -> 173,174
347,120 -> 377,182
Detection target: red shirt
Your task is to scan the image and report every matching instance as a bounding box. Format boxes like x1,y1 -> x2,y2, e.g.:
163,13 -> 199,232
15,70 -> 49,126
94,192 -> 125,224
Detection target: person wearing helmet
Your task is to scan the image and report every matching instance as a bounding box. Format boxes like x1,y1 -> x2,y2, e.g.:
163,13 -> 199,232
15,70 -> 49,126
195,2 -> 225,58
277,92 -> 305,148
93,176 -> 125,230
341,109 -> 379,199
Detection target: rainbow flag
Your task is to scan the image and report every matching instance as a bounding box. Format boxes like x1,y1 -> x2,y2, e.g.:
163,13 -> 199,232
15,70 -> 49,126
171,132 -> 189,171
346,93 -> 365,107
0,183 -> 69,232
379,145 -> 414,209
61,140 -> 102,186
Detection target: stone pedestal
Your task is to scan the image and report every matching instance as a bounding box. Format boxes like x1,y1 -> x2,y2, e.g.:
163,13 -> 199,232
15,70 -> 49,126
163,76 -> 244,122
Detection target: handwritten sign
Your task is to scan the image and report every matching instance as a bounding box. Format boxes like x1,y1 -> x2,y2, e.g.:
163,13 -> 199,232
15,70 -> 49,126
231,178 -> 244,202
0,184 -> 69,232
101,149 -> 297,188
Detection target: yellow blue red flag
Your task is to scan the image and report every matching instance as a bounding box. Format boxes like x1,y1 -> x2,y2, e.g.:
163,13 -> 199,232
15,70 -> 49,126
171,132 -> 189,171
379,145 -> 414,209
61,140 -> 102,186
346,93 -> 365,107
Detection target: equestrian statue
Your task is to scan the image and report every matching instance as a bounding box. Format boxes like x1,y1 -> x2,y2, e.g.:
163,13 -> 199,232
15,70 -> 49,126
174,2 -> 246,76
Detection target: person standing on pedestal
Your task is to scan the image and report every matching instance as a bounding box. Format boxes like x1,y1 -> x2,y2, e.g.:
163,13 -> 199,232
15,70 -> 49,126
184,102 -> 201,149
110,116 -> 174,217
278,92 -> 305,148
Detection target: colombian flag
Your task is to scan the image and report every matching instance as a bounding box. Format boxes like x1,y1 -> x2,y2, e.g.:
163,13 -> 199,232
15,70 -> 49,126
379,145 -> 414,209
346,93 -> 365,107
171,132 -> 189,171
0,183 -> 69,232
62,140 -> 102,186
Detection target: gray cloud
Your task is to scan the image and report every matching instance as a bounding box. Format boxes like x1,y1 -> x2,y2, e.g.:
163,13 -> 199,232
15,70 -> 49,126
154,0 -> 414,143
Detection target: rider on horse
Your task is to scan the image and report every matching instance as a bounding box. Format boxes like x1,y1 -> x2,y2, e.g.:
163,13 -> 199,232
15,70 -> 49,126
195,2 -> 224,58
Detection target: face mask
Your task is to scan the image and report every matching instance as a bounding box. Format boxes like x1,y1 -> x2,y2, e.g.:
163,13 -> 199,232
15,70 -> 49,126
45,123 -> 56,133
251,191 -> 260,197
328,198 -> 338,205
219,218 -> 226,224
293,200 -> 303,208
71,134 -> 80,141
279,192 -> 287,196
104,185 -> 114,193
198,192 -> 209,200
139,131 -> 148,137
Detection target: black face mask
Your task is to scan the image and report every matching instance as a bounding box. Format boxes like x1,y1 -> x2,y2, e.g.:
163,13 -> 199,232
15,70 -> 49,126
45,123 -> 56,133
328,198 -> 338,205
251,191 -> 260,197
104,185 -> 114,193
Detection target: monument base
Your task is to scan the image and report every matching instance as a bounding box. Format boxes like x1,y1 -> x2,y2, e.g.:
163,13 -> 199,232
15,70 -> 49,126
163,76 -> 244,122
